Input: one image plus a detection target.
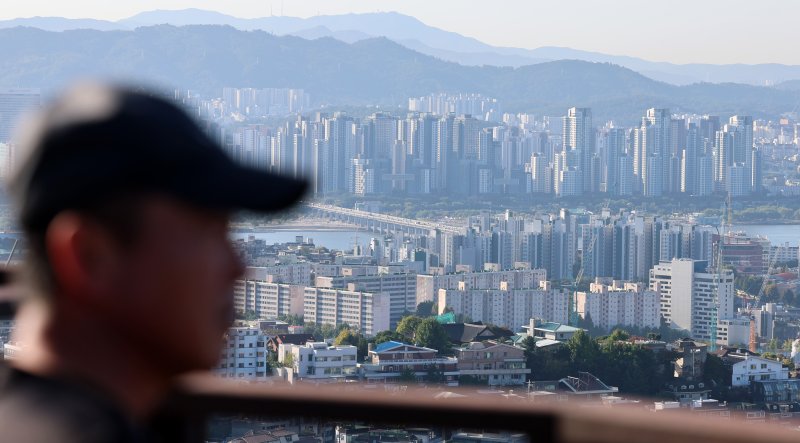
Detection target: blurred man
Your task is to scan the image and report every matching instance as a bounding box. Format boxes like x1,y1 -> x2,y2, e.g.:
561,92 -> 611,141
0,84 -> 307,441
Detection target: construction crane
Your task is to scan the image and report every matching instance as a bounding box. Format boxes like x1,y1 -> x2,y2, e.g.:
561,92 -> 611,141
710,192 -> 733,351
756,242 -> 785,305
4,239 -> 17,268
568,196 -> 611,326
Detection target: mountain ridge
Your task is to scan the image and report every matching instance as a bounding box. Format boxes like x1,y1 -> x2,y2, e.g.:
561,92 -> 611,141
1,9 -> 799,86
0,25 -> 795,124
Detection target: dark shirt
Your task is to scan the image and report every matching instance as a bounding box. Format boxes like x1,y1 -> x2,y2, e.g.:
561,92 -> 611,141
0,364 -> 145,442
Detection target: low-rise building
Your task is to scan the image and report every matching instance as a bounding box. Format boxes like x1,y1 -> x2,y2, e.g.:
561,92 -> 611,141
752,379 -> 800,403
671,338 -> 707,381
528,372 -> 619,400
267,334 -> 316,353
454,341 -> 529,386
278,341 -> 358,382
359,341 -> 459,386
442,323 -> 514,345
732,355 -> 789,387
524,319 -> 582,341
717,317 -> 752,348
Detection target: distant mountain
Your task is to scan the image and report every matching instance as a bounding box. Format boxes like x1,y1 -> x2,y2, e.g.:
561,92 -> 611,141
0,25 -> 796,124
0,16 -> 121,31
4,9 -> 800,87
114,9 -> 800,86
288,26 -> 372,44
776,80 -> 800,91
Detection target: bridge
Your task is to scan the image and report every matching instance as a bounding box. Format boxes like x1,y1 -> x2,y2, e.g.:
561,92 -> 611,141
304,202 -> 466,237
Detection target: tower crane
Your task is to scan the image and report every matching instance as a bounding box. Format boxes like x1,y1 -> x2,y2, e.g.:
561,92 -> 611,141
569,195 -> 611,326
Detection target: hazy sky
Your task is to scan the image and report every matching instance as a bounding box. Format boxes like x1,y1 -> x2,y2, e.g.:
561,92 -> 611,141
1,0 -> 797,65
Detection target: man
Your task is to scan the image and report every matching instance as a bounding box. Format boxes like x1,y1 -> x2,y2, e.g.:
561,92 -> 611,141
0,84 -> 307,441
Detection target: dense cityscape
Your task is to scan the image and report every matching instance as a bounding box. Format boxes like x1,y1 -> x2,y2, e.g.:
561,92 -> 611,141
2,81 -> 800,440
1,4 -> 800,441
170,88 -> 800,200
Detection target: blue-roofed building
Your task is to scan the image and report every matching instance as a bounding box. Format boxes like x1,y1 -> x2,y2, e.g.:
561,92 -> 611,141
360,341 -> 459,386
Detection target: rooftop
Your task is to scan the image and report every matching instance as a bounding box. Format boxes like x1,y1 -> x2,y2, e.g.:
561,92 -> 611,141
532,322 -> 581,333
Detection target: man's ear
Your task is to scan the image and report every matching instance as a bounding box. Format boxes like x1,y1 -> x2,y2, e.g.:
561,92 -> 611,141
45,212 -> 120,305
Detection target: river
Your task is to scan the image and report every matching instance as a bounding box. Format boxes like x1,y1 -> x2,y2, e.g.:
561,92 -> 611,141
732,225 -> 800,245
231,224 -> 800,251
230,229 -> 376,251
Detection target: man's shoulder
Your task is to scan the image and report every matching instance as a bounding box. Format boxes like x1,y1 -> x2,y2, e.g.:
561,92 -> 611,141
0,364 -> 139,442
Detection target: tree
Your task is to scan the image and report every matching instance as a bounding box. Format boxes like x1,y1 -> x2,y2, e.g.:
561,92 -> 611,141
415,318 -> 451,355
764,284 -> 780,303
767,338 -> 779,352
703,354 -> 732,400
398,367 -> 416,382
396,316 -> 423,340
608,329 -> 631,342
520,336 -> 540,381
425,368 -> 444,384
782,289 -> 797,307
459,375 -> 484,386
372,330 -> 405,345
266,352 -> 278,372
334,328 -> 369,361
416,301 -> 436,317
282,352 -> 294,369
278,314 -> 303,326
567,330 -> 601,373
237,309 -> 259,321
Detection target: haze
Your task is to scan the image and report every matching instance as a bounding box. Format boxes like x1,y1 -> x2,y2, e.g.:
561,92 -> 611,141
0,0 -> 796,65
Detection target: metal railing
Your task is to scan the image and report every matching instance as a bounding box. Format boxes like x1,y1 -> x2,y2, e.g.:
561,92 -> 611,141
160,374 -> 800,443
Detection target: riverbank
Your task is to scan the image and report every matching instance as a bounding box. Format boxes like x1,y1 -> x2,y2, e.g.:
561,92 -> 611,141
232,223 -> 361,232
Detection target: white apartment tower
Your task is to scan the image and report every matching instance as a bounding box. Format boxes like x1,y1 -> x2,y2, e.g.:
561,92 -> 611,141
649,259 -> 734,343
215,326 -> 270,380
562,107 -> 594,192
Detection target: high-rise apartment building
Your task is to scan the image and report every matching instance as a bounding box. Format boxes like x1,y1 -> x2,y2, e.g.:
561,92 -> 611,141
437,282 -> 570,329
562,107 -> 594,192
649,259 -> 734,343
303,287 -> 390,336
576,281 -> 660,331
0,88 -> 40,142
315,272 -> 418,329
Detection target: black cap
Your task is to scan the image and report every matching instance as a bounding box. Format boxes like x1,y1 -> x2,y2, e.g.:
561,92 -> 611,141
9,83 -> 308,230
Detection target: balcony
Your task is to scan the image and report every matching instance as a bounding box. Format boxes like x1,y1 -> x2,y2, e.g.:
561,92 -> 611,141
159,374 -> 800,443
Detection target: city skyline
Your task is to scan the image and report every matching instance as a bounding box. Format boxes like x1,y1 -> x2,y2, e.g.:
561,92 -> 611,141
0,0 -> 799,65
3,3 -> 800,438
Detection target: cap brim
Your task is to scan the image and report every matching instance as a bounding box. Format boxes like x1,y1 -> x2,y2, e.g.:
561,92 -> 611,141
225,165 -> 309,213
182,162 -> 309,214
